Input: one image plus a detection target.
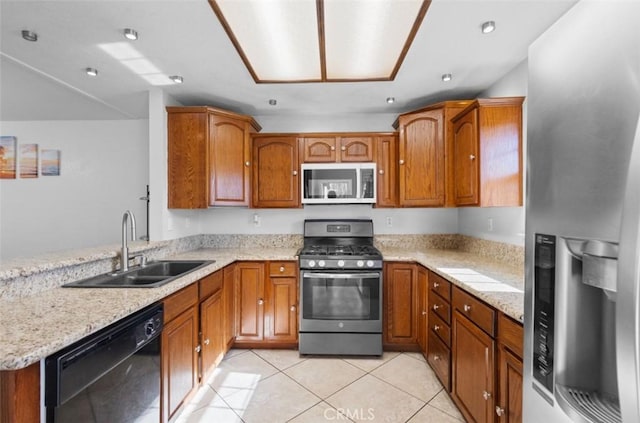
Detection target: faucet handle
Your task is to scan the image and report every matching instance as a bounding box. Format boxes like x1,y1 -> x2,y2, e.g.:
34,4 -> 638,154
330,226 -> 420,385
129,253 -> 147,267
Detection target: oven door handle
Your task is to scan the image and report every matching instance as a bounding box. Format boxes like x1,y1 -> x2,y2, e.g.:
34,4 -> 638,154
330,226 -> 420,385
302,272 -> 380,279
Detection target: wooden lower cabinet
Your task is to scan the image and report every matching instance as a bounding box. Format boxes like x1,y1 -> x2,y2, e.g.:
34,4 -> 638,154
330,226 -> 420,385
0,363 -> 40,423
162,304 -> 199,422
223,264 -> 236,349
416,265 -> 428,356
496,314 -> 524,423
235,262 -> 266,342
200,289 -> 224,381
266,262 -> 298,342
384,262 -> 419,349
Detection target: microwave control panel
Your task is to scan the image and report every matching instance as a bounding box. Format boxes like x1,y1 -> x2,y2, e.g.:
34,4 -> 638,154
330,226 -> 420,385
533,234 -> 556,395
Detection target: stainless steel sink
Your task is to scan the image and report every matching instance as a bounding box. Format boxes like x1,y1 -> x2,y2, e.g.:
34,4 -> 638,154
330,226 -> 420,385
63,260 -> 215,288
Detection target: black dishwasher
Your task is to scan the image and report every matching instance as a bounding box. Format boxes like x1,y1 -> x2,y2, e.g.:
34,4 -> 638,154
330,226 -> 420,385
45,303 -> 163,423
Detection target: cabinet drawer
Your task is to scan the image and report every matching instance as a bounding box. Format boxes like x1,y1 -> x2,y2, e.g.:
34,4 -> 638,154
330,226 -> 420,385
429,309 -> 451,347
199,270 -> 223,300
498,313 -> 524,358
453,287 -> 496,337
164,283 -> 198,323
269,261 -> 297,277
429,272 -> 451,302
428,329 -> 451,391
429,292 -> 451,325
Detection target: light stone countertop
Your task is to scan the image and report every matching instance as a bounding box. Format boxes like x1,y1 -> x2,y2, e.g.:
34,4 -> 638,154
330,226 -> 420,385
0,246 -> 523,371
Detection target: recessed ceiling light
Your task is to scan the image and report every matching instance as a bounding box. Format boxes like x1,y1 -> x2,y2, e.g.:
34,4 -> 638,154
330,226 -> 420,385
441,73 -> 452,82
481,21 -> 496,34
123,28 -> 138,40
169,75 -> 184,84
268,99 -> 277,106
85,67 -> 98,77
386,97 -> 395,104
21,30 -> 38,42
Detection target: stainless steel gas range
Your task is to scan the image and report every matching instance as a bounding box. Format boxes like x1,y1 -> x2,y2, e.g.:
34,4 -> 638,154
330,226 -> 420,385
298,219 -> 383,356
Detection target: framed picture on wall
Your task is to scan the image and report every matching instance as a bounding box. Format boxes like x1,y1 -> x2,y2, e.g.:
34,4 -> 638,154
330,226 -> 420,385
41,149 -> 61,176
20,144 -> 38,178
0,136 -> 17,179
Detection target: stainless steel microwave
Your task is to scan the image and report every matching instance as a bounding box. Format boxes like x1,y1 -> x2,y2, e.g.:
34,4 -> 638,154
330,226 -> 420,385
301,163 -> 376,204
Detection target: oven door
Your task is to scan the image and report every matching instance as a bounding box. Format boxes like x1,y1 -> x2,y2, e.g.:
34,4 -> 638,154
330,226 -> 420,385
300,271 -> 382,333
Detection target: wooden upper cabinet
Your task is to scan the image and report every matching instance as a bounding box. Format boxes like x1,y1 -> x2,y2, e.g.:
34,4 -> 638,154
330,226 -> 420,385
452,97 -> 525,207
166,106 -> 261,208
252,135 -> 300,208
396,101 -> 471,207
374,134 -> 398,207
300,134 -> 377,163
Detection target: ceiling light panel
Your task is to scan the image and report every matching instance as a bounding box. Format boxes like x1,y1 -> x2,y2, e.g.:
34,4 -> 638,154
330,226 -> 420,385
323,0 -> 425,80
213,0 -> 321,81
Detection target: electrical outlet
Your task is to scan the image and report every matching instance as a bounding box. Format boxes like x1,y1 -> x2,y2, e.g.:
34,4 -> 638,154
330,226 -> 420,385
386,216 -> 393,227
488,217 -> 494,232
253,213 -> 261,227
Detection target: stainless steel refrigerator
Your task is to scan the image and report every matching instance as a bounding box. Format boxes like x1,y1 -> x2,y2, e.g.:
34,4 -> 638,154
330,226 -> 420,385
524,1 -> 640,422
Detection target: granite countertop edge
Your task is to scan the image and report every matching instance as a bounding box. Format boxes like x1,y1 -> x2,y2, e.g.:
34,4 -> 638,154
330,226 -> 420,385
0,246 -> 523,371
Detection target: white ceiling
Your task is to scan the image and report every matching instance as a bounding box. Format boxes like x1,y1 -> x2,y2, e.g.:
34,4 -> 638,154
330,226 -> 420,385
0,0 -> 577,121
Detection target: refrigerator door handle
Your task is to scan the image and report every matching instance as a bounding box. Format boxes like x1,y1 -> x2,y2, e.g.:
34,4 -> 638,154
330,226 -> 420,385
617,115 -> 640,423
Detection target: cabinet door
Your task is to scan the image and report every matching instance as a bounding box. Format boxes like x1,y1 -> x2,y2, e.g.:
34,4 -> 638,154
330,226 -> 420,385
375,135 -> 398,207
497,346 -> 523,423
339,136 -> 374,162
252,136 -> 300,208
417,266 -> 428,356
167,111 -> 208,208
266,276 -> 298,342
223,264 -> 236,350
200,290 -> 224,382
452,311 -> 495,423
453,108 -> 480,206
162,306 -> 199,422
209,115 -> 250,206
234,262 -> 265,342
301,137 -> 337,162
398,110 -> 445,206
384,263 -> 418,347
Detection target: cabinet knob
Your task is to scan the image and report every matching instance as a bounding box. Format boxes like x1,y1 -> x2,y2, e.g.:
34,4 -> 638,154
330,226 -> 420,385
195,345 -> 202,353
341,146 -> 346,151
434,325 -> 440,331
378,169 -> 384,175
433,355 -> 441,361
483,391 -> 492,401
290,305 -> 296,312
204,338 -> 210,346
279,266 -> 285,272
258,298 -> 264,305
399,159 -> 405,165
432,304 -> 440,311
496,406 -> 505,417
422,310 -> 427,316
463,304 -> 472,312
292,170 -> 298,176
331,146 -> 336,151
469,154 -> 476,160
245,161 -> 251,167
433,281 -> 439,288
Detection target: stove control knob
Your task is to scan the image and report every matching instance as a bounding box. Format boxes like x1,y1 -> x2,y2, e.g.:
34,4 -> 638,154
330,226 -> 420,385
366,260 -> 374,267
308,260 -> 316,267
318,260 -> 326,267
357,260 -> 364,267
338,260 -> 345,267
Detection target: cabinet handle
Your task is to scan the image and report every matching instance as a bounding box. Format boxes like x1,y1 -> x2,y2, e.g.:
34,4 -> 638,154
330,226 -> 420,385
463,304 -> 472,312
432,304 -> 440,311
331,146 -> 336,151
496,406 -> 504,417
204,338 -> 210,346
290,305 -> 296,312
434,325 -> 440,331
195,345 -> 202,353
483,391 -> 492,401
279,266 -> 285,272
245,161 -> 250,167
433,281 -> 439,288
399,159 -> 405,165
469,154 -> 476,160
378,169 -> 384,175
258,298 -> 264,305
292,170 -> 298,176
341,146 -> 346,151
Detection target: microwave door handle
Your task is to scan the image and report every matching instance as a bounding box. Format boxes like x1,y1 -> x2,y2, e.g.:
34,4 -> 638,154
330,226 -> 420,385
302,272 -> 380,279
617,115 -> 640,423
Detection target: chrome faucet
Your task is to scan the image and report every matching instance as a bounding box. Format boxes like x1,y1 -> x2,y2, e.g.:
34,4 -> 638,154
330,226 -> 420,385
120,210 -> 137,272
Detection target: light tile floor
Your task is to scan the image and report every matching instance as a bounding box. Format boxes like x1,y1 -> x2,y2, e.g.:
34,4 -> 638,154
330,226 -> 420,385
175,349 -> 465,423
